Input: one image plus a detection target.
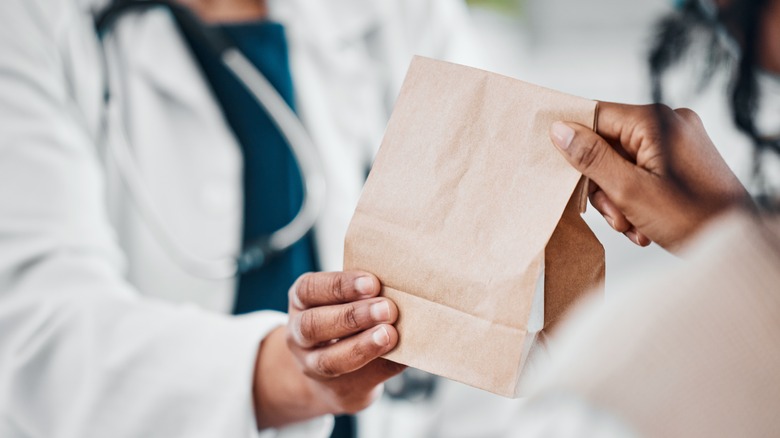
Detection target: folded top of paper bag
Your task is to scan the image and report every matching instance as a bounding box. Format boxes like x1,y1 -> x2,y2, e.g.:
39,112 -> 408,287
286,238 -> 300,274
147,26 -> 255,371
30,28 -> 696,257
344,56 -> 604,397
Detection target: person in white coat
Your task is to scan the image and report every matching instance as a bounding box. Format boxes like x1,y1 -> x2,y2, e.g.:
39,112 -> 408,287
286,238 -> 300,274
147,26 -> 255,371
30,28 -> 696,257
0,0 -> 477,437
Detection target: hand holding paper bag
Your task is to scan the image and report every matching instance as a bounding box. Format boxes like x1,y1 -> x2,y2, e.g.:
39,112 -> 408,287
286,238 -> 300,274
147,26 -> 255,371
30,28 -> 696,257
344,57 -> 604,397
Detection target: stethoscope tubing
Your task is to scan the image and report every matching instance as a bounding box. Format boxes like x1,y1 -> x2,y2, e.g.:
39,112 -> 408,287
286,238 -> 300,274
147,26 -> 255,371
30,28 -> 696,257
95,0 -> 326,279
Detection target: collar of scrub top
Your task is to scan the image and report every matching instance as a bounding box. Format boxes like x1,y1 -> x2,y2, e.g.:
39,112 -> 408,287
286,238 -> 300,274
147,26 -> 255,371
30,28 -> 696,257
93,0 -> 327,278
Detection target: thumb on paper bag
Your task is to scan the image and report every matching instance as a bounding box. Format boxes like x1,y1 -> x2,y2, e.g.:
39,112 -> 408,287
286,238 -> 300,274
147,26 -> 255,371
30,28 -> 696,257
549,121 -> 639,207
549,121 -> 652,247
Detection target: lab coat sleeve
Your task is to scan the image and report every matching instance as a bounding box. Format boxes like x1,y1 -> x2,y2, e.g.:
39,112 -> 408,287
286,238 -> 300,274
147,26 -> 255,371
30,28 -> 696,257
0,1 -> 330,438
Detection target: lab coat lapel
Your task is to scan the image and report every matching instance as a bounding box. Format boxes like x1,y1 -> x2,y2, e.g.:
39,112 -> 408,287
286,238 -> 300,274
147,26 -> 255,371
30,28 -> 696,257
129,8 -> 219,118
109,7 -> 243,312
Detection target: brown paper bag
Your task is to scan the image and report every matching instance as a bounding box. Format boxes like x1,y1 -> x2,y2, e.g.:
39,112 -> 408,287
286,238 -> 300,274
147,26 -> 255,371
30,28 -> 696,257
344,57 -> 605,397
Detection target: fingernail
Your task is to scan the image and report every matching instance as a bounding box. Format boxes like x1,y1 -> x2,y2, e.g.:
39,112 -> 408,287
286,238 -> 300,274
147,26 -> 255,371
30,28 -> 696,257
370,302 -> 390,321
550,122 -> 575,150
355,276 -> 375,296
372,326 -> 390,346
605,215 -> 615,229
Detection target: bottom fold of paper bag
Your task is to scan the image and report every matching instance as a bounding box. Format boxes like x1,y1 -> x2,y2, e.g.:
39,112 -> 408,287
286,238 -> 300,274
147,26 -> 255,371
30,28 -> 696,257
381,285 -> 536,398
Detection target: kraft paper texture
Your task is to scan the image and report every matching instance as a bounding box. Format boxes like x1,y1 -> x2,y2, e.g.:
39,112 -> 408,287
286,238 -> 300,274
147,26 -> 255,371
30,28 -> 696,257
344,57 -> 605,397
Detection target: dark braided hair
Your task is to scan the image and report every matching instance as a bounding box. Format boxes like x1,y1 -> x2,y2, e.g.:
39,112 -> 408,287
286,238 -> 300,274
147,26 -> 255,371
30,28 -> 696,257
648,0 -> 778,203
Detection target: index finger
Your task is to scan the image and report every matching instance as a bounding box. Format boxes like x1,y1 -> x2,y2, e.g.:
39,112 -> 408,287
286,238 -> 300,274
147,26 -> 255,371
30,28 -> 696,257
595,101 -> 673,158
289,271 -> 381,310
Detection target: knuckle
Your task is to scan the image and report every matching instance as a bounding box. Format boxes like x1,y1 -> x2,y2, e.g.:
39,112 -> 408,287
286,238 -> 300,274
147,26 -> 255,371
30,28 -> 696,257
304,273 -> 322,301
301,357 -> 323,380
576,135 -> 606,171
636,104 -> 656,121
349,338 -> 373,364
313,353 -> 339,379
329,274 -> 347,302
634,123 -> 660,145
646,102 -> 673,117
340,304 -> 361,332
674,107 -> 702,125
629,109 -> 663,145
298,311 -> 320,345
640,103 -> 674,131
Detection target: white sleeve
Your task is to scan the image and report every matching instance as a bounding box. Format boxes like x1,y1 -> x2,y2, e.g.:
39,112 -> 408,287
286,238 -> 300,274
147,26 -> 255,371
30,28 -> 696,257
0,1 -> 329,437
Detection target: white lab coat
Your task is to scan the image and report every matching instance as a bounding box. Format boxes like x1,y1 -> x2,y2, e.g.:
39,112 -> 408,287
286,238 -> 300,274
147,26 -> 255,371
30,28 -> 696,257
0,0 -> 476,437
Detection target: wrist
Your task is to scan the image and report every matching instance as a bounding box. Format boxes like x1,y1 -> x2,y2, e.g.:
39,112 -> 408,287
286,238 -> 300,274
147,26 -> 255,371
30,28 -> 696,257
253,326 -> 329,430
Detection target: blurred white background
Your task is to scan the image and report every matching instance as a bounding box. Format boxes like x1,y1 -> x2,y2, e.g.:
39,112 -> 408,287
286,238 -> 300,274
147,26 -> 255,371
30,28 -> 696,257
361,1 -> 767,437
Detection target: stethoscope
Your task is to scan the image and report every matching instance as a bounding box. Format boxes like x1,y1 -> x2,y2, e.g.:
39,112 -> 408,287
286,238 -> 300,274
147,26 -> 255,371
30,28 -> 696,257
94,0 -> 326,280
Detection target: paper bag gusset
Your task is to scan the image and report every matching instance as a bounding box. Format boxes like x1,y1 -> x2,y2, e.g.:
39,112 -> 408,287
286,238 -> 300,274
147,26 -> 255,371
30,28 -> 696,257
343,57 -> 605,398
